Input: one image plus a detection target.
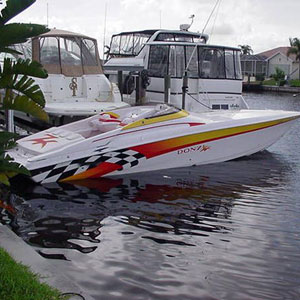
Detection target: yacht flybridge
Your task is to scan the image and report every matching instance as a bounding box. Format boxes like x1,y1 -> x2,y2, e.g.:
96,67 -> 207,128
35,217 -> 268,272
7,104 -> 300,184
13,29 -> 129,126
104,27 -> 246,112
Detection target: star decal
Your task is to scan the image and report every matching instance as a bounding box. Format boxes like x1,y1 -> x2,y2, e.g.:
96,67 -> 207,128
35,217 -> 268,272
200,145 -> 210,152
29,134 -> 58,148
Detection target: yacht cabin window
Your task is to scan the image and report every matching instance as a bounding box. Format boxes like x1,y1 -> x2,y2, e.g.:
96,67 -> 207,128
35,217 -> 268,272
148,45 -> 242,80
168,46 -> 185,77
109,33 -> 151,56
234,51 -> 242,80
185,46 -> 198,77
155,33 -> 202,43
224,50 -> 235,79
82,39 -> 98,66
148,45 -> 168,77
199,48 -> 225,79
60,37 -> 81,66
39,36 -> 99,67
40,37 -> 60,65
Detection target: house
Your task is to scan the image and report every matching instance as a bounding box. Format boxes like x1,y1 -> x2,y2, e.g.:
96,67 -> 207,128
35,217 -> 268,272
240,47 -> 299,80
240,54 -> 267,78
258,47 -> 298,79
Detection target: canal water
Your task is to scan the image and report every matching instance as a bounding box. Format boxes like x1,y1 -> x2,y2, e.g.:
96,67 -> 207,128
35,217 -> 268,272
1,92 -> 300,300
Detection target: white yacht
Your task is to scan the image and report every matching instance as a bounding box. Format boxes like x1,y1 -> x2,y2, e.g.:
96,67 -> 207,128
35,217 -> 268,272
104,27 -> 246,112
12,29 -> 129,126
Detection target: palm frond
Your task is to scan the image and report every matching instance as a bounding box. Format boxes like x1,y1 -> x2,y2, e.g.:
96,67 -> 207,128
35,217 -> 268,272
0,23 -> 49,48
0,0 -> 35,25
2,94 -> 48,121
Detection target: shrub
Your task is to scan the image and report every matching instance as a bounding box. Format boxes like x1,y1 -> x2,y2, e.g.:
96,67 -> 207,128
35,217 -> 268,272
255,74 -> 265,82
289,79 -> 300,87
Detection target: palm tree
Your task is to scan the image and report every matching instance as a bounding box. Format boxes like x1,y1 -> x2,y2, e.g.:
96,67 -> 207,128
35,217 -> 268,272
239,45 -> 253,55
0,0 -> 50,185
287,37 -> 300,80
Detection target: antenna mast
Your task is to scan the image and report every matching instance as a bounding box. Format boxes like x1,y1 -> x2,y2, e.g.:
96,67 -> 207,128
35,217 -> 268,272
103,2 -> 108,60
185,0 -> 221,72
47,2 -> 49,27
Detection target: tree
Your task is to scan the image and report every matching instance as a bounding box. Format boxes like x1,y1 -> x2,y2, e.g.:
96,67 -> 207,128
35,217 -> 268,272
0,0 -> 50,185
239,44 -> 253,55
271,67 -> 285,86
287,37 -> 300,80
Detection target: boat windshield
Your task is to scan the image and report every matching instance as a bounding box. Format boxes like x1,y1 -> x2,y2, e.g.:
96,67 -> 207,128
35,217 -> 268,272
148,45 -> 242,80
109,31 -> 206,57
147,104 -> 181,118
109,33 -> 152,56
35,35 -> 102,76
39,36 -> 98,66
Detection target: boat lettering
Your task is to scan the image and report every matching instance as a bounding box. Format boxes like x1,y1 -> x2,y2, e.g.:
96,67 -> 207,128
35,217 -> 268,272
177,145 -> 210,155
69,77 -> 78,96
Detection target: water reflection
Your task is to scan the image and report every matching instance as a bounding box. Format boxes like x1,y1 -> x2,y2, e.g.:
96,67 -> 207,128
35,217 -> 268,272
0,151 -> 288,261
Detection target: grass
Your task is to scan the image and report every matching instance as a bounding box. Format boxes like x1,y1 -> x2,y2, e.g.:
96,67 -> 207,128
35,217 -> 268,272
0,247 -> 68,300
262,78 -> 277,86
289,79 -> 300,87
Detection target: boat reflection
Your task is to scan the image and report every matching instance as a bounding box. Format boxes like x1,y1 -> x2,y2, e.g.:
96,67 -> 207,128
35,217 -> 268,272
1,151 -> 289,259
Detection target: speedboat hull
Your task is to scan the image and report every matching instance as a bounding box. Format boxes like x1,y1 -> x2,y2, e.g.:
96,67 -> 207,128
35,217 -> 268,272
7,105 -> 300,184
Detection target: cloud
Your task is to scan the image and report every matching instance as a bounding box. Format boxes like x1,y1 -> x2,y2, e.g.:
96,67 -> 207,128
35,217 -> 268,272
4,0 -> 300,56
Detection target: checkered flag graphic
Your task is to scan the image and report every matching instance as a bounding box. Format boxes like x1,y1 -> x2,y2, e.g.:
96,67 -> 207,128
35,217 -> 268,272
31,148 -> 146,184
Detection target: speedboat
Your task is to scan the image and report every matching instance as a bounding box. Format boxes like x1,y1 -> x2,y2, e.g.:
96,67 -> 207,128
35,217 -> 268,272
7,103 -> 300,184
7,29 -> 129,127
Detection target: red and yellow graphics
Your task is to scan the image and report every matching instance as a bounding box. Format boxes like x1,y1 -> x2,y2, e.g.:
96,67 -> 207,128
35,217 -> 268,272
29,134 -> 57,148
60,116 -> 296,182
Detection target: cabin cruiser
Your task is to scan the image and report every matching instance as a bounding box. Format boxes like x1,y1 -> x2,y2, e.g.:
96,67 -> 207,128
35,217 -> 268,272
104,27 -> 247,113
10,29 -> 129,126
7,103 -> 300,184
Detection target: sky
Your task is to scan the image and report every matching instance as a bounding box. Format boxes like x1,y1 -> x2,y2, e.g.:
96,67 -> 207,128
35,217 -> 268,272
2,0 -> 300,57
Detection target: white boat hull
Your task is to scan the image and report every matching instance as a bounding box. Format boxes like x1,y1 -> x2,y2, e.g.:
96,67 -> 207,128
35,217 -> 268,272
7,106 -> 300,184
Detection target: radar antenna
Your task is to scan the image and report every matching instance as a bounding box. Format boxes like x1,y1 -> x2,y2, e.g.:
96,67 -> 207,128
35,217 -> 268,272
180,14 -> 195,31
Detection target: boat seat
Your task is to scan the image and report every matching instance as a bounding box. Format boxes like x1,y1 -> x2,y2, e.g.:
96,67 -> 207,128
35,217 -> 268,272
89,113 -> 122,132
46,128 -> 84,141
120,108 -> 157,126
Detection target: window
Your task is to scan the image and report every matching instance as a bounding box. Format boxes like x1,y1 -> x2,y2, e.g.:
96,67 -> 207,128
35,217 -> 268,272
82,39 -> 98,66
174,35 -> 193,42
186,46 -> 198,78
40,37 -> 60,65
133,34 -> 150,55
120,34 -> 134,55
60,37 -> 81,66
199,48 -> 225,79
109,33 -> 151,56
156,33 -> 175,41
148,45 -> 168,77
234,51 -> 242,79
225,50 -> 235,79
110,35 -> 121,54
169,46 -> 185,77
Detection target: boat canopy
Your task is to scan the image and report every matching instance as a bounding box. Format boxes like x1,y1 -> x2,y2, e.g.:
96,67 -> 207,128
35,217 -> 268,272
108,29 -> 208,57
147,43 -> 243,80
31,29 -> 103,76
